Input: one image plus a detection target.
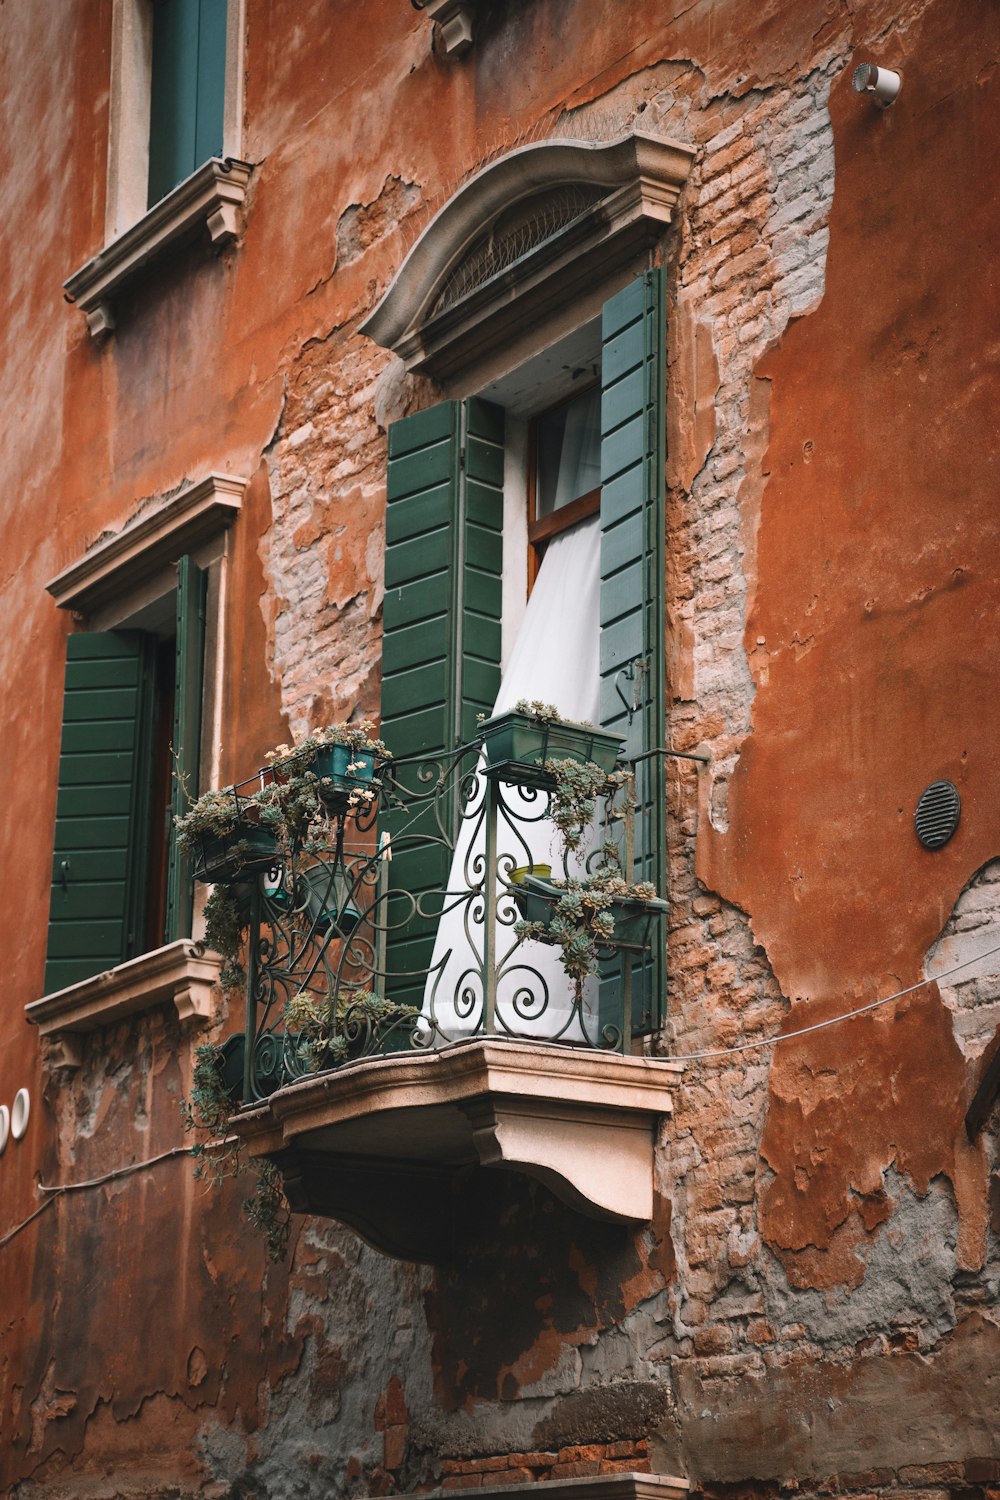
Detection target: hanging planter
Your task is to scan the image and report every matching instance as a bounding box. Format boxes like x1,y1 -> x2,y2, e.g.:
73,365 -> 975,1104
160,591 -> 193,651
176,787 -> 281,885
297,861 -> 363,938
311,743 -> 385,811
514,870 -> 667,959
262,722 -> 390,816
479,701 -> 623,785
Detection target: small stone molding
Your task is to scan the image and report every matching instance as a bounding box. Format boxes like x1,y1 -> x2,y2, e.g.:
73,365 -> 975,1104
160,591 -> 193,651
360,131 -> 695,382
422,0 -> 479,56
47,472 -> 247,616
422,1476 -> 689,1500
231,1038 -> 682,1261
64,156 -> 252,337
25,940 -> 223,1062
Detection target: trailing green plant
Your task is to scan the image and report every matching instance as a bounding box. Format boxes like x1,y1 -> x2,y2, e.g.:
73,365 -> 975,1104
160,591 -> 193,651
515,861 -> 659,1005
181,1041 -> 291,1262
265,719 -> 391,769
543,757 -> 622,854
175,787 -> 249,850
202,885 -> 246,991
284,987 -> 419,1067
511,698 -> 591,727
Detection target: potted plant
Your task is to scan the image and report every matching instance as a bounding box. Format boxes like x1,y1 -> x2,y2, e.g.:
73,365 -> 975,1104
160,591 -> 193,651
284,986 -> 419,1067
479,699 -> 624,783
263,721 -> 391,814
514,861 -> 667,1005
175,786 -> 280,884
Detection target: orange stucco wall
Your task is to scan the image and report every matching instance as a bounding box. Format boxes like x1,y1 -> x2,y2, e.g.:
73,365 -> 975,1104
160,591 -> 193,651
1,0 -> 999,1494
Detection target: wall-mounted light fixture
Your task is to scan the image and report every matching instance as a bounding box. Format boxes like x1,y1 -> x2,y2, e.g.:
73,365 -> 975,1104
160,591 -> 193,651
852,62 -> 902,108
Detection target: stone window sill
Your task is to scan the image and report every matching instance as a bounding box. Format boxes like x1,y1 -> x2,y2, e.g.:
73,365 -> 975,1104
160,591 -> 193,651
25,940 -> 223,1068
424,1476 -> 689,1500
231,1038 -> 683,1262
64,157 -> 252,337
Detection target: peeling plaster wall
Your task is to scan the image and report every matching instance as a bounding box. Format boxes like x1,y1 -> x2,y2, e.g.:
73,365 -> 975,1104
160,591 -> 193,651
3,0 -> 1000,1497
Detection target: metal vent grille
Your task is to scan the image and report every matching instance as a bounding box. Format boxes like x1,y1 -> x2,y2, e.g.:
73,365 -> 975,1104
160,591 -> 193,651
432,183 -> 606,315
914,780 -> 961,850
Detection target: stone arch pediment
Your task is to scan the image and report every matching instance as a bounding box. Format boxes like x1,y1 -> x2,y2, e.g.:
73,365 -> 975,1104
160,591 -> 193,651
361,131 -> 695,384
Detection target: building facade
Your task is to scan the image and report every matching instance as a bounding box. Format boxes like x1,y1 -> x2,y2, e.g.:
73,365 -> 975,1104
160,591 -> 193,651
2,1 -> 999,1497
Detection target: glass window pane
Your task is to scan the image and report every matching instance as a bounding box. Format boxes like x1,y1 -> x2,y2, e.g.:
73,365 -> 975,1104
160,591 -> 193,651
535,386 -> 601,518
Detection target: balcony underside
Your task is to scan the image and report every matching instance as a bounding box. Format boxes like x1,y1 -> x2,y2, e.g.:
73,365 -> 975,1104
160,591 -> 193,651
231,1038 -> 682,1262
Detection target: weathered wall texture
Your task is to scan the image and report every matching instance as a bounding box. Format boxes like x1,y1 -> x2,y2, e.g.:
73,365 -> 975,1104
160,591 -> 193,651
2,0 -> 999,1497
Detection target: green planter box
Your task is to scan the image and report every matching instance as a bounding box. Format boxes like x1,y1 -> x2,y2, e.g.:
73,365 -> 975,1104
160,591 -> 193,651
514,874 -> 667,951
311,743 -> 385,810
192,824 -> 280,884
479,710 -> 624,785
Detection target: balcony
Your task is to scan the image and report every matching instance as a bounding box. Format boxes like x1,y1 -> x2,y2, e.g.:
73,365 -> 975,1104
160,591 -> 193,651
198,725 -> 681,1261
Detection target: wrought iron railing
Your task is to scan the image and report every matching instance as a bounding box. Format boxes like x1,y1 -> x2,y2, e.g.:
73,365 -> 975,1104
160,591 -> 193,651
211,739 -> 663,1105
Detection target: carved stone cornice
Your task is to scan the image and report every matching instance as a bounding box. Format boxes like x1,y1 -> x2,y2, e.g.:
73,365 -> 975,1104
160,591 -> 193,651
361,132 -> 695,382
26,939 -> 223,1051
64,157 -> 252,337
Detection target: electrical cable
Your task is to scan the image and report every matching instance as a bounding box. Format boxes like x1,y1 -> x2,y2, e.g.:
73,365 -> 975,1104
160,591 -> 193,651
0,1145 -> 190,1251
3,945 -> 998,1248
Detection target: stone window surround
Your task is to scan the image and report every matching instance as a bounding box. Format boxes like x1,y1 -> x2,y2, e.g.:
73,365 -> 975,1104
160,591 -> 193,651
28,471 -> 248,1051
65,0 -> 248,337
360,130 -> 695,389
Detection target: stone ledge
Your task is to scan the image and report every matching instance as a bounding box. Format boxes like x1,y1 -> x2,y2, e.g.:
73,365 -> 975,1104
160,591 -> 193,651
425,1474 -> 689,1500
25,940 -> 223,1063
232,1038 -> 682,1260
64,157 -> 252,336
47,471 -> 246,615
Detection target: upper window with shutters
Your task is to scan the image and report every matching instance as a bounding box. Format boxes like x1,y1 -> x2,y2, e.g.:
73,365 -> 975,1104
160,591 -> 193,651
27,476 -> 246,1049
363,132 -> 696,1041
65,0 -> 249,337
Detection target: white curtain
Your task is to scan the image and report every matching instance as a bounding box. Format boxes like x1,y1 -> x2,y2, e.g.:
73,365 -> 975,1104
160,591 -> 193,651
420,517 -> 602,1043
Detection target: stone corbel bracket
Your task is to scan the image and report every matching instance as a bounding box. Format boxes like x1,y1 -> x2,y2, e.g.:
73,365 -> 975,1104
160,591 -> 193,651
360,131 -> 695,383
26,940 -> 224,1070
64,157 -> 252,337
421,0 -> 478,56
231,1039 -> 682,1262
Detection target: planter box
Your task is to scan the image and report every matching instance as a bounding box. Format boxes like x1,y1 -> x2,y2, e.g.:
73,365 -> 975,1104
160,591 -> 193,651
311,743 -> 385,810
479,710 -> 624,785
514,874 -> 667,951
192,824 -> 280,884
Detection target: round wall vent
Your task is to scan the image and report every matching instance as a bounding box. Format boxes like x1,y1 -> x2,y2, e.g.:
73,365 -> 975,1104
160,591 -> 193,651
915,780 -> 961,849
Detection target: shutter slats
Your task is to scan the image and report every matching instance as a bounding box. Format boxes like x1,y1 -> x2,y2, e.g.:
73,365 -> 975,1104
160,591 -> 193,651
44,633 -> 156,994
380,397 -> 504,1006
599,269 -> 667,1037
164,557 -> 207,944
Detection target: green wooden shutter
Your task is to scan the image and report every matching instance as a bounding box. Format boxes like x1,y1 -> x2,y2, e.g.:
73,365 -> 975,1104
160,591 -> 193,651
44,633 -> 157,994
599,270 -> 667,1036
148,0 -> 227,207
380,398 -> 504,1005
164,556 -> 207,943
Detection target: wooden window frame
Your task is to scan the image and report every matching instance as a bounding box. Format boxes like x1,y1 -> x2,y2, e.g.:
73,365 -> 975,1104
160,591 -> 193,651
526,383 -> 602,587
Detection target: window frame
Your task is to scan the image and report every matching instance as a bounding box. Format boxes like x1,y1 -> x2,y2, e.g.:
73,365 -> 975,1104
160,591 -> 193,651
39,473 -> 246,1009
106,0 -> 245,243
526,382 -> 602,587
